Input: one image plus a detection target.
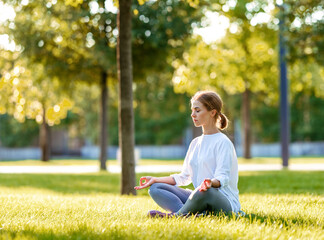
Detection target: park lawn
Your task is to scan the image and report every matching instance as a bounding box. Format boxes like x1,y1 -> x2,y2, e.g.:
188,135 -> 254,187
0,171 -> 323,240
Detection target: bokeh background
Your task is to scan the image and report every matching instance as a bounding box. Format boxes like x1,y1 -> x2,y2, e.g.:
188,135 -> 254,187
0,0 -> 323,162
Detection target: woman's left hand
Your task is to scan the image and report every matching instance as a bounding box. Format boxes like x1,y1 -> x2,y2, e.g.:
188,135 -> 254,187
199,178 -> 212,192
134,176 -> 156,190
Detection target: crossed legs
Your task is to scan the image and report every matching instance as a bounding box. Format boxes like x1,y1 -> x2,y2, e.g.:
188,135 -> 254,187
148,183 -> 232,215
176,186 -> 232,215
148,183 -> 192,213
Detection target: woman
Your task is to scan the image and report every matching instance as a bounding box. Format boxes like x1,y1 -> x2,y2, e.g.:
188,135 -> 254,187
135,91 -> 241,217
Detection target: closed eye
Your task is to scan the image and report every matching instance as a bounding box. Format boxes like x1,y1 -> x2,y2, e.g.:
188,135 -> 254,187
191,107 -> 201,112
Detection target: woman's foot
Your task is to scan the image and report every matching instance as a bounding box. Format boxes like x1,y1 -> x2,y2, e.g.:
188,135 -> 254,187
147,210 -> 174,218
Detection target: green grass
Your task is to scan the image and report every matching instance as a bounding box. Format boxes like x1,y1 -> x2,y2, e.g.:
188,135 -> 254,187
0,156 -> 323,166
0,171 -> 323,239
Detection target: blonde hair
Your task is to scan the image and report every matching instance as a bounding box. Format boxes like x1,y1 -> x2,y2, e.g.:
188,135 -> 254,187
191,91 -> 228,130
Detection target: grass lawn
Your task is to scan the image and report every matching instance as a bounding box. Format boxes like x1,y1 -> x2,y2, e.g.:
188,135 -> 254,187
0,171 -> 323,239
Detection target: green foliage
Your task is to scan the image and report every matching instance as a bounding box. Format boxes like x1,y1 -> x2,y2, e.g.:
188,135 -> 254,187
6,0 -> 203,86
173,1 -> 279,99
0,114 -> 39,147
0,14 -> 75,127
172,0 -> 324,144
291,92 -> 324,142
0,59 -> 73,126
250,91 -> 324,143
134,81 -> 190,145
0,110 -> 81,148
70,83 -> 102,145
2,0 -> 323,147
1,0 -> 204,147
289,59 -> 324,99
251,96 -> 280,143
132,0 -> 204,145
6,0 -> 117,83
132,0 -> 204,81
69,80 -> 191,146
282,0 -> 324,65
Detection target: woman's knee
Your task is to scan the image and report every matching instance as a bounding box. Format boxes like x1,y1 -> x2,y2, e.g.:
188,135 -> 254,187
189,188 -> 207,201
148,183 -> 166,196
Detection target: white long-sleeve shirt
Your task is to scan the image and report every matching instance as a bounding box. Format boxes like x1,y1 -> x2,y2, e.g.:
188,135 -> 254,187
171,132 -> 241,212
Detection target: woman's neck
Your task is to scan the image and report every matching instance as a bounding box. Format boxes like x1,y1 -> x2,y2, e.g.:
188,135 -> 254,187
202,126 -> 219,135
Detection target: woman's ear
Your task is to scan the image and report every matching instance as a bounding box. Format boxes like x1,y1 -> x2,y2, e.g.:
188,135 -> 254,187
210,109 -> 217,118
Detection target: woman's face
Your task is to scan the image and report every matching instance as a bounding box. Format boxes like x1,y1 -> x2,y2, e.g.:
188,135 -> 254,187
191,100 -> 216,127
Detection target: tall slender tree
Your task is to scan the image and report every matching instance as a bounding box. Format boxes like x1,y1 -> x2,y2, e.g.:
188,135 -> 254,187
117,0 -> 136,195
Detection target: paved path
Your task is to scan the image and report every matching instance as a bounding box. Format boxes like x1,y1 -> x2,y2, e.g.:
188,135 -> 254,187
0,164 -> 324,174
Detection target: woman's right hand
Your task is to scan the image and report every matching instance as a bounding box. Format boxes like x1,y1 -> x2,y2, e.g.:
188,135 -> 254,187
134,176 -> 156,190
198,178 -> 212,192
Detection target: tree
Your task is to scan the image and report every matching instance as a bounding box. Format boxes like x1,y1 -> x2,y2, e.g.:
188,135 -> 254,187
173,29 -> 278,158
134,75 -> 191,145
117,0 -> 204,194
173,0 -> 293,158
4,0 -> 117,167
117,0 -> 136,195
131,0 -> 204,81
0,55 -> 73,161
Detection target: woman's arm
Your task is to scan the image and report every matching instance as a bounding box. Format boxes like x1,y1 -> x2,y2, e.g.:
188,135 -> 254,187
213,140 -> 235,188
134,176 -> 176,190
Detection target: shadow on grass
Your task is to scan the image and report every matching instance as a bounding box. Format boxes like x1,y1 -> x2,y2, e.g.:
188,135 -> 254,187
0,226 -> 134,240
0,171 -> 323,195
0,227 -> 246,240
0,172 -> 121,195
0,172 -> 153,196
238,171 -> 324,195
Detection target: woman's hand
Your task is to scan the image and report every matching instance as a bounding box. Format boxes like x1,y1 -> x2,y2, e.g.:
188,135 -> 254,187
199,178 -> 212,192
134,176 -> 156,190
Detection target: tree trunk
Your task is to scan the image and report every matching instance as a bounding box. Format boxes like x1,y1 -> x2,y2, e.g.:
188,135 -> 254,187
117,0 -> 136,195
99,70 -> 108,170
242,89 -> 251,159
40,107 -> 51,162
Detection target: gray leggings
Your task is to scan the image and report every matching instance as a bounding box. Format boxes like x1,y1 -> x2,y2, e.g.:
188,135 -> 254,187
148,183 -> 232,215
